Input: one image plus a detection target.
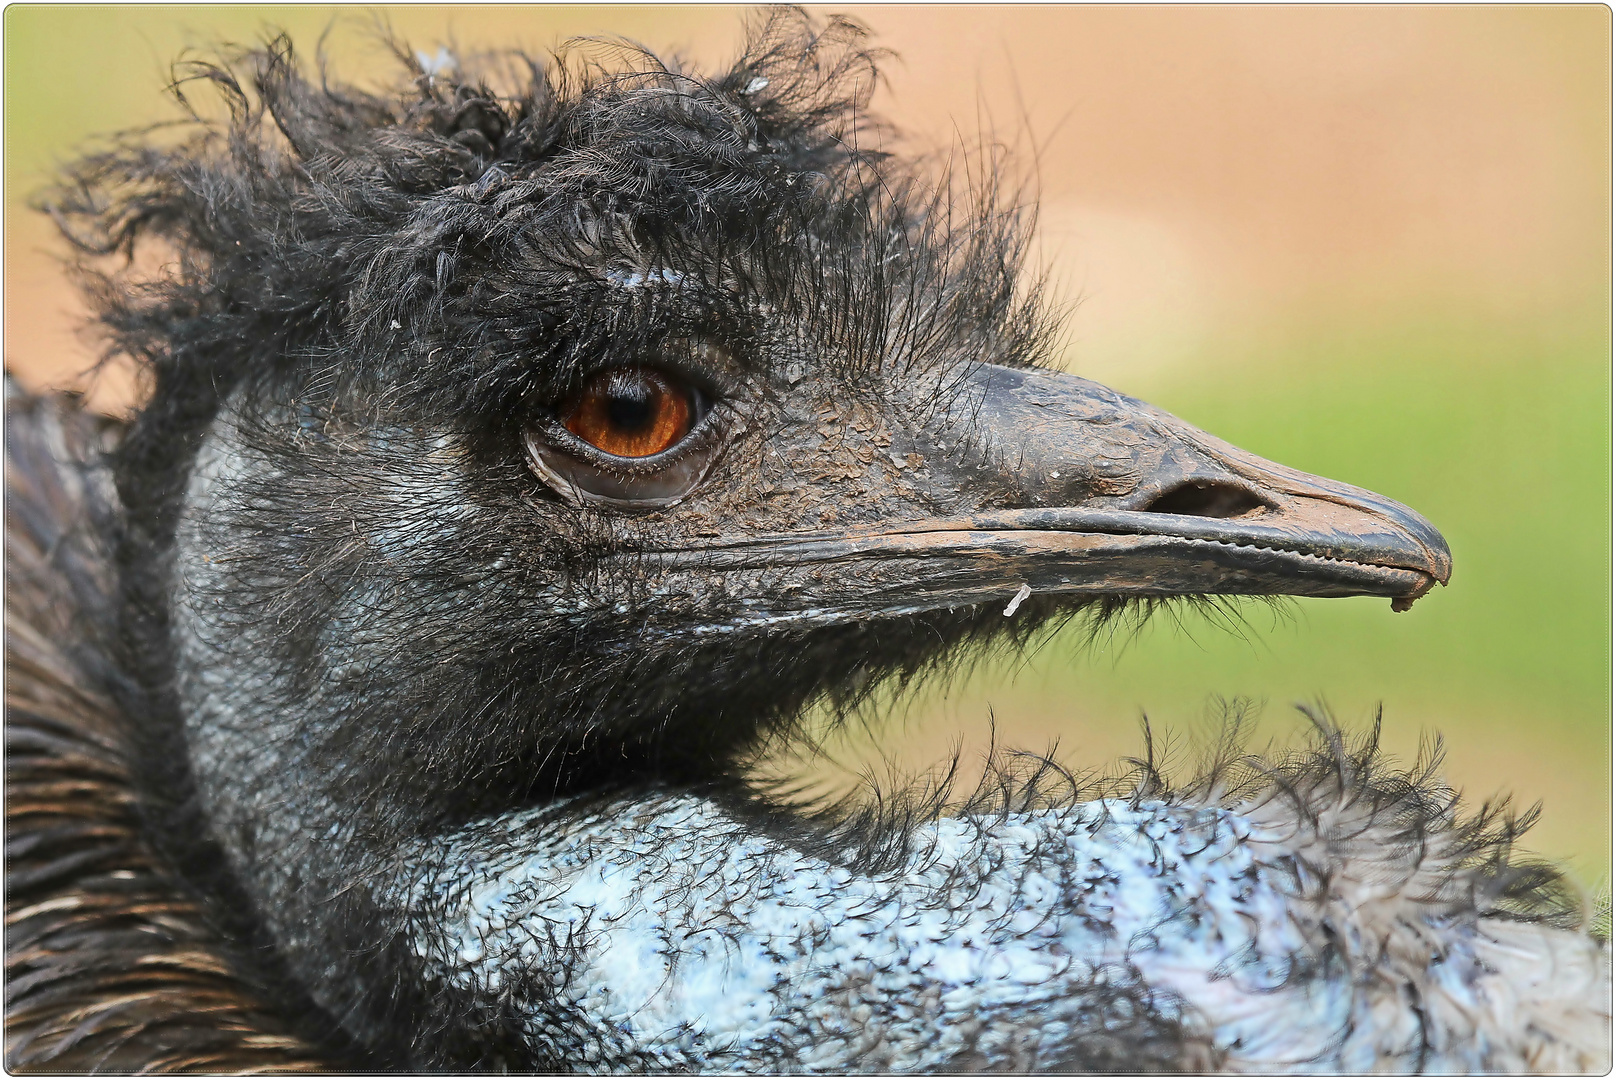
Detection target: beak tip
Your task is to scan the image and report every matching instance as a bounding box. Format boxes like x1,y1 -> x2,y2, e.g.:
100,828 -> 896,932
1391,547 -> 1449,613
1382,500 -> 1451,600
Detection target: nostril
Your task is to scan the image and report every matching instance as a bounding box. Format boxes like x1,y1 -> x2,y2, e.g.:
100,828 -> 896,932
1143,481 -> 1269,519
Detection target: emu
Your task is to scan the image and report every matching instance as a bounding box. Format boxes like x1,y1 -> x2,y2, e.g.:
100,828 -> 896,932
6,13 -> 1610,1073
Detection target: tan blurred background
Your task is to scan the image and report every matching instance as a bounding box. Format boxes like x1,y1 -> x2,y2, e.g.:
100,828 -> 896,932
5,7 -> 1611,884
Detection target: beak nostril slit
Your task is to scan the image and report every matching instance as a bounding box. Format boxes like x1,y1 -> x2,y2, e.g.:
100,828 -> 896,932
1144,482 -> 1269,519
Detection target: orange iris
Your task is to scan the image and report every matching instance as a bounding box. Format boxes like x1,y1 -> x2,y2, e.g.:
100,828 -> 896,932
562,367 -> 694,458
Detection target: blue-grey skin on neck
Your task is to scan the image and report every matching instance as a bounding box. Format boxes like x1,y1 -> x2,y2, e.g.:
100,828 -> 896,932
171,395 -> 1608,1073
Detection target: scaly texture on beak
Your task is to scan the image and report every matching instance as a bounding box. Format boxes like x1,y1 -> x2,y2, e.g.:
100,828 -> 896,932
933,364 -> 1452,603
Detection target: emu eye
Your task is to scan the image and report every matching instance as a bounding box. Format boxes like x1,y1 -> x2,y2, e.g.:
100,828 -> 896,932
562,368 -> 693,458
523,363 -> 727,510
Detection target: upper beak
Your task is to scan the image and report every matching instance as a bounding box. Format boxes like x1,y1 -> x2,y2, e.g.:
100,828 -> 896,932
928,363 -> 1453,610
639,363 -> 1451,628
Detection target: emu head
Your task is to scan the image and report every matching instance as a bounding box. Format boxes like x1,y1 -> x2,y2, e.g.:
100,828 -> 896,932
63,16 -> 1455,1026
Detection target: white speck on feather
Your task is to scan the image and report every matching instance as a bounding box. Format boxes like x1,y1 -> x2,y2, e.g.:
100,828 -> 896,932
416,46 -> 456,77
607,266 -> 685,289
1003,583 -> 1033,617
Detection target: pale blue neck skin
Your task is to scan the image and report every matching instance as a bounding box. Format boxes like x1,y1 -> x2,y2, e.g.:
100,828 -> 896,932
389,790 -> 1524,1074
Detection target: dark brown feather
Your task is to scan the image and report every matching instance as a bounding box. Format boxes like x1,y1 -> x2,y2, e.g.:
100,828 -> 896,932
5,384 -> 331,1073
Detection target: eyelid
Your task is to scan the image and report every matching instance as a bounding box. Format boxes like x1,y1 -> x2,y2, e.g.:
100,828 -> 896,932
567,348 -> 732,405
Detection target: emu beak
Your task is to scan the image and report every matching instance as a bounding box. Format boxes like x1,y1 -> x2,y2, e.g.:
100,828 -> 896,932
648,363 -> 1451,629
917,363 -> 1454,610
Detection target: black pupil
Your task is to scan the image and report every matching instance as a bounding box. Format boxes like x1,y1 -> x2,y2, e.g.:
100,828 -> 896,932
605,374 -> 654,431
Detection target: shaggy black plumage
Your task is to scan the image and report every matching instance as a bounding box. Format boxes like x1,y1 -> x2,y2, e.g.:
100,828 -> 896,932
7,9 -> 1605,1073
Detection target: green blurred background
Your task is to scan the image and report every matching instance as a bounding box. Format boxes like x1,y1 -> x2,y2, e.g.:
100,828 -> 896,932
5,7 -> 1610,886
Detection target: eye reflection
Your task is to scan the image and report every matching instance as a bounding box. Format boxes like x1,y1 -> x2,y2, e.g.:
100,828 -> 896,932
562,368 -> 694,458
